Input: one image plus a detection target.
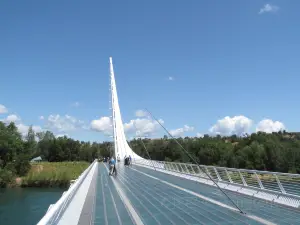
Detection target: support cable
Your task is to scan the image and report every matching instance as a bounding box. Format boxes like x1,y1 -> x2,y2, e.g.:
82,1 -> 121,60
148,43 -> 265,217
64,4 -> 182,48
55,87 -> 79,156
145,108 -> 245,214
132,124 -> 157,171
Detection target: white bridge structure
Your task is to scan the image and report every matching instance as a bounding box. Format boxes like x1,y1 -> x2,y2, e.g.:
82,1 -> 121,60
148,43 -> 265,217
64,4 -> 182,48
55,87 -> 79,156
37,58 -> 300,225
109,57 -> 143,161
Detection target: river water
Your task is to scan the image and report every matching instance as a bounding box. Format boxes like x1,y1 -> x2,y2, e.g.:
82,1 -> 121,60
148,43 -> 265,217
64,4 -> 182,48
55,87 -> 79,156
0,188 -> 65,225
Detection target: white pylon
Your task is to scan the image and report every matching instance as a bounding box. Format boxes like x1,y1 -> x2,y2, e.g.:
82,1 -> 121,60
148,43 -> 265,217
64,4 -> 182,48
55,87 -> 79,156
109,57 -> 143,161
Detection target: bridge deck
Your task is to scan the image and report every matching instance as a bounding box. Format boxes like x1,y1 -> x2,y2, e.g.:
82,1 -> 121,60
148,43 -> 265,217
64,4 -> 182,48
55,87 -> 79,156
82,163 -> 300,225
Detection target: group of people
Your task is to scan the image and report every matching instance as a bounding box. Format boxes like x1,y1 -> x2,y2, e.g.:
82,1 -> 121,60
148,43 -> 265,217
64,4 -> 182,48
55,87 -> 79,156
124,155 -> 132,166
107,154 -> 132,176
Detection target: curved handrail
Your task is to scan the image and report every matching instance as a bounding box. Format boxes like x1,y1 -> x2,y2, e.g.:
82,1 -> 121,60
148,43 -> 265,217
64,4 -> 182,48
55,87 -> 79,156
132,159 -> 300,202
37,160 -> 97,225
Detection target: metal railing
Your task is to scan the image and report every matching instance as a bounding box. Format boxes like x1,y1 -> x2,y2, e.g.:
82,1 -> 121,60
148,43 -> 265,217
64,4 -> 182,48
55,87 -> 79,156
37,160 -> 98,225
132,159 -> 300,207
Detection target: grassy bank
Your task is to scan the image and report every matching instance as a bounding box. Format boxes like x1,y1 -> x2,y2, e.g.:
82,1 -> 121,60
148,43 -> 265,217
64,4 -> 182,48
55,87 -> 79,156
20,162 -> 90,188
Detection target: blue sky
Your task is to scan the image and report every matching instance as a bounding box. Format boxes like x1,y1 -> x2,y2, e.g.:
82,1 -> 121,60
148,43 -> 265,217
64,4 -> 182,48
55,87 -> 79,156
1,1 -> 299,142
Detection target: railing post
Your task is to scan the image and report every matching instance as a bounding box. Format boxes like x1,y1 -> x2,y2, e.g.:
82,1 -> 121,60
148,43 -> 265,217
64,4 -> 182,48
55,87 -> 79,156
179,164 -> 186,173
168,162 -> 173,171
214,167 -> 222,181
175,164 -> 180,172
170,163 -> 176,172
225,169 -> 233,183
274,174 -> 286,194
255,173 -> 264,189
205,167 -> 212,179
190,165 -> 196,174
165,162 -> 170,171
197,165 -> 204,177
184,164 -> 190,173
239,171 -> 248,186
163,161 -> 166,170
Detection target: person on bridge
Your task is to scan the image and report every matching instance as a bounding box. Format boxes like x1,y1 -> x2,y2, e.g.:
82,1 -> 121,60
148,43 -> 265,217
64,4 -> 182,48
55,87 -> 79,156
129,155 -> 132,165
124,155 -> 128,166
109,157 -> 117,176
124,155 -> 130,166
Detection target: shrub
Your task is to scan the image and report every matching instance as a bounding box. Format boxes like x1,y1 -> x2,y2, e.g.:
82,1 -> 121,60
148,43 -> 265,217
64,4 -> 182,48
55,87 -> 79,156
0,169 -> 14,187
14,155 -> 31,176
4,162 -> 17,174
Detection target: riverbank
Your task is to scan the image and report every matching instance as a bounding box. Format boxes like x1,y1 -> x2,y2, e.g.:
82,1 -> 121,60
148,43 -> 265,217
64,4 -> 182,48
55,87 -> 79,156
15,162 -> 90,188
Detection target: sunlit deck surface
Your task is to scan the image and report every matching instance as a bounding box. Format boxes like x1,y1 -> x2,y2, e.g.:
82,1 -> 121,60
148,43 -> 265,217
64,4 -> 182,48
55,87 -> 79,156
81,163 -> 300,225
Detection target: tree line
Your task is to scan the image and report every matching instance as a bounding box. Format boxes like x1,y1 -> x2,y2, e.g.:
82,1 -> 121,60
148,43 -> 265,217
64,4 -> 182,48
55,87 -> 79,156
130,132 -> 300,174
0,121 -> 110,186
1,121 -> 300,187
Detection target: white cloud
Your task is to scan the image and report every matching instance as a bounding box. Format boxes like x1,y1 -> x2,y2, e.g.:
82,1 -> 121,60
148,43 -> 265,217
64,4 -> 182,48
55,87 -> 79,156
209,115 -> 253,136
0,104 -> 8,114
16,124 -> 28,135
3,114 -> 21,123
124,118 -> 164,137
90,114 -> 286,139
169,125 -> 194,137
196,133 -> 204,138
90,117 -> 113,135
256,119 -> 285,133
71,102 -> 80,107
16,124 -> 42,136
56,133 -> 69,138
45,114 -> 85,132
39,116 -> 44,120
32,125 -> 43,133
135,110 -> 147,117
90,115 -> 164,137
168,76 -> 174,81
259,4 -> 279,14
1,114 -> 42,136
